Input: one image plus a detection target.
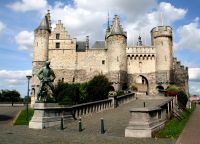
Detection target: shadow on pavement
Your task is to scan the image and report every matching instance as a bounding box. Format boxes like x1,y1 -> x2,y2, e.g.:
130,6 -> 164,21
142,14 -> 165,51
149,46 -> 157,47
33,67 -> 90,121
0,115 -> 13,121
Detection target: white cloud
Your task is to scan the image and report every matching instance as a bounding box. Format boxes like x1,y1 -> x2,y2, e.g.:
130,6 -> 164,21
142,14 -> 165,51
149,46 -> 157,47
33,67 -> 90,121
0,70 -> 32,79
158,2 -> 187,25
189,81 -> 200,95
189,68 -> 200,82
44,1 -> 186,46
0,21 -> 6,36
15,31 -> 34,50
125,2 -> 187,45
175,18 -> 200,51
7,0 -> 48,12
0,70 -> 32,96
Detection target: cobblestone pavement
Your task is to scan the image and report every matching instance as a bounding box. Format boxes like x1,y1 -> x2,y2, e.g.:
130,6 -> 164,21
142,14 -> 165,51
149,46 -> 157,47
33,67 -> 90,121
176,105 -> 200,144
0,100 -> 176,144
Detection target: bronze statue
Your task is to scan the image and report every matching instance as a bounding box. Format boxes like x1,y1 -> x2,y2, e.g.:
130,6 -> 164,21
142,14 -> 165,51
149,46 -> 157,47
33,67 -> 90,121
37,61 -> 56,102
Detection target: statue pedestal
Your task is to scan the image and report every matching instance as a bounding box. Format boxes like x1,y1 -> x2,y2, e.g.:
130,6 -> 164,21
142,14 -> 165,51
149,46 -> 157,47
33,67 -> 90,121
29,103 -> 74,129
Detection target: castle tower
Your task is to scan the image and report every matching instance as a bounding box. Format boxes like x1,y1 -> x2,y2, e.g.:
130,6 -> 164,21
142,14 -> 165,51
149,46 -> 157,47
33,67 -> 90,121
151,26 -> 173,83
106,15 -> 127,90
31,12 -> 51,106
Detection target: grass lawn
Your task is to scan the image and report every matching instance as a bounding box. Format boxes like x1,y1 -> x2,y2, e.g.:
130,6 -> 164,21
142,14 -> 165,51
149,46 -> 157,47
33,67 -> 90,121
14,108 -> 34,125
156,106 -> 195,139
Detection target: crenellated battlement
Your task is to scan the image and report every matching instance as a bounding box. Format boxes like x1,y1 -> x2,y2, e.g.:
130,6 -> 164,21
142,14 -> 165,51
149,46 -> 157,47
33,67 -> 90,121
126,46 -> 155,54
126,46 -> 156,60
151,26 -> 172,38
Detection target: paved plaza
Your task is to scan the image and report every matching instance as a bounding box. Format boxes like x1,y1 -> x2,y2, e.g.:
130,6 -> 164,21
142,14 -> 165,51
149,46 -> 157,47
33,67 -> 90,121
0,100 -> 176,144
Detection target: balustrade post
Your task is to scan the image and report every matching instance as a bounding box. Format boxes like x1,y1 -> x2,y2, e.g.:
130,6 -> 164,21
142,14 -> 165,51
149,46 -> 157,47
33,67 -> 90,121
109,95 -> 117,108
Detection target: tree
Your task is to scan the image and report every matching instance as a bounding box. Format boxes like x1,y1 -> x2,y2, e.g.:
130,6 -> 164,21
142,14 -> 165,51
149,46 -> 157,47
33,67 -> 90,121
54,75 -> 112,105
86,74 -> 112,101
177,90 -> 188,108
54,81 -> 80,105
166,85 -> 188,108
0,90 -> 21,105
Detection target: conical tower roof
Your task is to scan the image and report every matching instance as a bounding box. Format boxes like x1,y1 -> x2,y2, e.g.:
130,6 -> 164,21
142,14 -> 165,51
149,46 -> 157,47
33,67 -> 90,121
110,15 -> 123,35
106,15 -> 126,38
35,15 -> 50,31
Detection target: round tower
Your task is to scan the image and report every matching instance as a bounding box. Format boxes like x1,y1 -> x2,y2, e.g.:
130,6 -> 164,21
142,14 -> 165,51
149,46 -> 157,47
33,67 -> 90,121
106,15 -> 127,90
151,26 -> 173,83
31,13 -> 51,106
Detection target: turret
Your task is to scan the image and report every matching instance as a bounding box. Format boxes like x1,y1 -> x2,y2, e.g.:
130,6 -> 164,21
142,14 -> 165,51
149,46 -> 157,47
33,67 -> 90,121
33,14 -> 51,62
106,15 -> 127,90
151,26 -> 173,83
31,11 -> 51,106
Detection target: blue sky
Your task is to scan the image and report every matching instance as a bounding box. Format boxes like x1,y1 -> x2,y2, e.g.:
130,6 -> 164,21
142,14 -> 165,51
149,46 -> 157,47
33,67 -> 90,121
0,0 -> 200,96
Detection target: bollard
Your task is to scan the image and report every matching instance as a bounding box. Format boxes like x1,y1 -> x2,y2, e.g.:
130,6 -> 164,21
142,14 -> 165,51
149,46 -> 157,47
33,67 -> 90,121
143,102 -> 146,107
101,118 -> 105,134
79,117 -> 82,132
60,116 -> 64,130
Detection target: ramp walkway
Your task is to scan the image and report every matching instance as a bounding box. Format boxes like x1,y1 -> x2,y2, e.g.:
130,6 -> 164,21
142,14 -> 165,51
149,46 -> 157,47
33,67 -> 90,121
176,105 -> 200,144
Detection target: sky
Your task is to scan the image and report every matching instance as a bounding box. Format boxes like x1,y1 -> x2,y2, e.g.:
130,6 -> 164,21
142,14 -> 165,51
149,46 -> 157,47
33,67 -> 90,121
0,0 -> 200,97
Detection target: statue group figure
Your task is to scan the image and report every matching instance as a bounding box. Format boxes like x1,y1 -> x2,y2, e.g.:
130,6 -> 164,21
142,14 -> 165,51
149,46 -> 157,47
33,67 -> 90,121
37,61 -> 56,102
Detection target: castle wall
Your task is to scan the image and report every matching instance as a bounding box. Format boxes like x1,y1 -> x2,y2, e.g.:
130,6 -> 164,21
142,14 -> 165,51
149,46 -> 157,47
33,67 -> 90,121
173,58 -> 189,94
49,48 -> 108,84
127,46 -> 156,74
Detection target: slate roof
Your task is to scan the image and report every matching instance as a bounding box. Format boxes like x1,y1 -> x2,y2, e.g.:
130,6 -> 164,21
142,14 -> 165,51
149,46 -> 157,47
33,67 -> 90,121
110,15 -> 124,35
92,41 -> 105,48
36,15 -> 50,31
76,41 -> 86,52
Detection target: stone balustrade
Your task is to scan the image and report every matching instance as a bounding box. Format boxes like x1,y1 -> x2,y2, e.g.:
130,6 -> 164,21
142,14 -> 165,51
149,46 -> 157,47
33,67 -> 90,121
72,99 -> 112,118
117,93 -> 136,106
72,92 -> 136,118
29,92 -> 136,129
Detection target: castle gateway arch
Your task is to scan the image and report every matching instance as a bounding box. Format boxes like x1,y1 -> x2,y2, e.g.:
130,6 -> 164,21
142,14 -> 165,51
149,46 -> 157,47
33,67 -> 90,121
134,75 -> 149,95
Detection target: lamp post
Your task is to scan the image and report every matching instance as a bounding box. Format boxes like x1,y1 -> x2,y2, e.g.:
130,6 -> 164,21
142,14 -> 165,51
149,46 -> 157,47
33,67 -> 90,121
26,75 -> 32,121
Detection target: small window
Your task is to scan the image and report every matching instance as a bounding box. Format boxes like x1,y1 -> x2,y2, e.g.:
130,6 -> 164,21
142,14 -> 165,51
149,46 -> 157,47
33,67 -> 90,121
56,42 -> 60,48
102,60 -> 105,65
72,77 -> 75,82
62,78 -> 64,82
56,33 -> 60,39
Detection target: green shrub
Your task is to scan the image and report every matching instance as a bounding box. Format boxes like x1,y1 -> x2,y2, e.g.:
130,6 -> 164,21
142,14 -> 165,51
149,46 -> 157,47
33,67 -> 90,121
86,74 -> 112,101
166,85 -> 180,96
116,90 -> 124,96
166,85 -> 188,108
177,90 -> 188,108
54,82 -> 80,105
54,75 -> 112,105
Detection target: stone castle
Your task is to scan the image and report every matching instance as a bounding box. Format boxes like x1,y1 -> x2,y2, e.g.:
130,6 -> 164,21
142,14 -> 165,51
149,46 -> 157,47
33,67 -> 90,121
31,11 -> 188,104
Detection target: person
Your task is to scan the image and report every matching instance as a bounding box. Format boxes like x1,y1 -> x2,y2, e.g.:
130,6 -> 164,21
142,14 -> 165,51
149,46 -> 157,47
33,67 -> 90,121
37,61 -> 56,102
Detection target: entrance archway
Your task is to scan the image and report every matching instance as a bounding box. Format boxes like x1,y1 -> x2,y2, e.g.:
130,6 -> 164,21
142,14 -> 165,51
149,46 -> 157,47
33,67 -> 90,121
156,85 -> 165,96
108,86 -> 115,91
134,75 -> 149,95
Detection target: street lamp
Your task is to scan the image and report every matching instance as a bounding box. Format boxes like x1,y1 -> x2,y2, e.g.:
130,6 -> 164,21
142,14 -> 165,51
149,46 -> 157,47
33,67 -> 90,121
26,75 -> 32,121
